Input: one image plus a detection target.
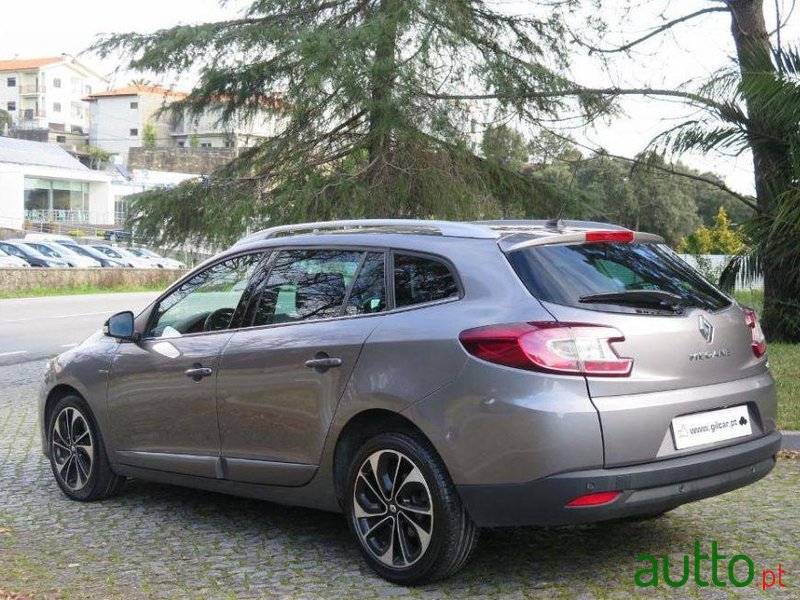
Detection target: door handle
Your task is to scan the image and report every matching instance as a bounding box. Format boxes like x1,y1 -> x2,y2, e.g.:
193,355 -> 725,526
305,354 -> 342,372
185,364 -> 213,382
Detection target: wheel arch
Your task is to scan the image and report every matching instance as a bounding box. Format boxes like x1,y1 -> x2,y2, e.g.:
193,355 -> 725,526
332,408 -> 449,506
44,384 -> 85,433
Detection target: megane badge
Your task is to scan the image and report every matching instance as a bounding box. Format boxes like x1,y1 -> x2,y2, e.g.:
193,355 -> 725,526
698,315 -> 714,344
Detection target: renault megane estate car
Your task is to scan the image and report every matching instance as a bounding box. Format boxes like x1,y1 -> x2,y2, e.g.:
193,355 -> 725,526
39,219 -> 780,584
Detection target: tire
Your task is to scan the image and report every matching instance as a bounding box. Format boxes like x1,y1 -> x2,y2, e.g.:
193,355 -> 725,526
47,395 -> 125,501
345,431 -> 478,585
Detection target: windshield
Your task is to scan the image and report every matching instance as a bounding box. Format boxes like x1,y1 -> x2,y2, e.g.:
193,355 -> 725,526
95,246 -> 122,259
507,242 -> 731,313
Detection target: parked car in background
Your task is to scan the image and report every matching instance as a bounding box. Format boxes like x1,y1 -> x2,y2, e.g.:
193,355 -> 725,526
39,219 -> 779,584
88,244 -> 154,269
24,233 -> 76,245
103,229 -> 131,243
127,248 -> 186,269
0,247 -> 31,268
0,241 -> 68,268
55,242 -> 128,268
18,241 -> 101,269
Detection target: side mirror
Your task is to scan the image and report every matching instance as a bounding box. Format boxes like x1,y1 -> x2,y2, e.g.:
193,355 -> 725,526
104,311 -> 136,340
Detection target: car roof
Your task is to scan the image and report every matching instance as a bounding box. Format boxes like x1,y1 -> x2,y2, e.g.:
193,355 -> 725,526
231,219 -> 663,253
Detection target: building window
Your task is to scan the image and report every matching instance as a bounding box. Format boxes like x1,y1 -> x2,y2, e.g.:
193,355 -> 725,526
177,141 -> 185,148
130,128 -> 138,136
56,135 -> 67,143
85,85 -> 92,94
200,142 -> 212,148
53,102 -> 62,113
6,101 -> 15,111
24,178 -> 90,216
7,77 -> 15,87
53,78 -> 62,88
130,101 -> 139,109
224,140 -> 235,148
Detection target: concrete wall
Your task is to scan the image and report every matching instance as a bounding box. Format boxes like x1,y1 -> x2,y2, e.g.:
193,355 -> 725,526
128,147 -> 237,175
0,267 -> 185,292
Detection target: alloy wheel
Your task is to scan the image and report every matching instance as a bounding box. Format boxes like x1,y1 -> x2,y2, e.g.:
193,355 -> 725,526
51,406 -> 94,491
352,449 -> 434,569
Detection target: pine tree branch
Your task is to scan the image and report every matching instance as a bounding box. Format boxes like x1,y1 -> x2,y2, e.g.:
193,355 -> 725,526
573,7 -> 731,54
418,87 -> 725,111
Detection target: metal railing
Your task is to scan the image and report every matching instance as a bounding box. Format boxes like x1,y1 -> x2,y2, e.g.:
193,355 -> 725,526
19,84 -> 45,95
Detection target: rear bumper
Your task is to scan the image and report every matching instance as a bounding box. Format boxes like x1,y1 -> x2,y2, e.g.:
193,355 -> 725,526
457,431 -> 781,527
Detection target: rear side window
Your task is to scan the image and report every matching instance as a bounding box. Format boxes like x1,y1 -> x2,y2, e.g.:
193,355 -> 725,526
507,243 -> 731,313
393,254 -> 458,308
252,249 -> 364,325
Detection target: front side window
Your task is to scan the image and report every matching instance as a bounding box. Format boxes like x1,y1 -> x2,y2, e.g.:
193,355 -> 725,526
393,254 -> 459,308
148,253 -> 265,338
252,249 -> 364,326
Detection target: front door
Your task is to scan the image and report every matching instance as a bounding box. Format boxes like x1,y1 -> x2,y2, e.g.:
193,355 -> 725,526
217,249 -> 387,486
107,252 -> 267,477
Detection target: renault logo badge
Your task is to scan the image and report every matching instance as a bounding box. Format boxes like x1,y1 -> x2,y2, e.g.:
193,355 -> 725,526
698,315 -> 714,344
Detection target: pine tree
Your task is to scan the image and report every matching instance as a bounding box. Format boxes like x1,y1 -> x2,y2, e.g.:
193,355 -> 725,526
92,0 -> 602,248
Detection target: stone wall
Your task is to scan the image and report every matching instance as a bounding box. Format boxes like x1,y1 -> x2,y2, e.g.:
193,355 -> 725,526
128,147 -> 238,175
0,268 -> 185,293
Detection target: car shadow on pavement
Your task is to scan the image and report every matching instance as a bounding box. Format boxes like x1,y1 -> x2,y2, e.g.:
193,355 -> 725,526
113,478 -> 701,595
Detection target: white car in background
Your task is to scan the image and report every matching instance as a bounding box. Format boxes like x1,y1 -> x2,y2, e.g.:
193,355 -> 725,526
88,244 -> 156,269
127,247 -> 187,269
20,241 -> 102,268
0,247 -> 30,268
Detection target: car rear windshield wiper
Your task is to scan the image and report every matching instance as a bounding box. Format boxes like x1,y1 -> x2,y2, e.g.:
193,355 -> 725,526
579,290 -> 684,312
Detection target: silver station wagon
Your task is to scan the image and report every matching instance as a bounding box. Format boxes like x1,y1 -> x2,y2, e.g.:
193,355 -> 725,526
39,219 -> 780,584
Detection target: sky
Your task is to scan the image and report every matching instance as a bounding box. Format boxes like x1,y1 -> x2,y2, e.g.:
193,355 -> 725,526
1,0 -> 798,195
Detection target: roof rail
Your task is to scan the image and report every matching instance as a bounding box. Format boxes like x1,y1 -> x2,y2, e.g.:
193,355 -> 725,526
234,219 -> 498,246
473,219 -> 629,231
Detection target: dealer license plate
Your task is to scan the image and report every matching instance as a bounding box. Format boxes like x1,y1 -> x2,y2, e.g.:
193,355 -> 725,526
671,405 -> 752,450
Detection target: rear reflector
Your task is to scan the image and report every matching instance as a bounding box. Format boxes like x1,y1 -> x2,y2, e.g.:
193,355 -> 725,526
743,308 -> 767,358
584,230 -> 634,243
565,491 -> 622,507
459,322 -> 633,376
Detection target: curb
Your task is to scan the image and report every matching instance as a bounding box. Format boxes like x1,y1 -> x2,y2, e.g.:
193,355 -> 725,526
780,430 -> 800,451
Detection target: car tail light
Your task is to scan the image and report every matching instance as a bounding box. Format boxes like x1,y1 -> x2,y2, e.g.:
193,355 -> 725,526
743,308 -> 767,358
565,491 -> 621,507
584,230 -> 634,243
459,322 -> 633,376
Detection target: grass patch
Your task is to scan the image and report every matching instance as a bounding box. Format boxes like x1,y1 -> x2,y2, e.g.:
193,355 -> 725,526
0,284 -> 164,300
734,288 -> 763,313
769,343 -> 800,431
732,289 -> 799,429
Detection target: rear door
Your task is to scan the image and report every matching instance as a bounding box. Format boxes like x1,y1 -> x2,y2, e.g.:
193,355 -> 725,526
216,249 -> 387,486
506,241 -> 775,466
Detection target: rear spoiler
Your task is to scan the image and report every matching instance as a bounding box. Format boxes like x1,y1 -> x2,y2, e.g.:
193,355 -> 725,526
500,230 -> 665,253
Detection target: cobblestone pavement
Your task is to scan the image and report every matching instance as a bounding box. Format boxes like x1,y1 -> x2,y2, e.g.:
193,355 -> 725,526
1,361 -> 798,599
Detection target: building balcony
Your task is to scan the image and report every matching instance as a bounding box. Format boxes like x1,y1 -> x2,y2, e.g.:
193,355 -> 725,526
19,84 -> 46,95
21,109 -> 47,120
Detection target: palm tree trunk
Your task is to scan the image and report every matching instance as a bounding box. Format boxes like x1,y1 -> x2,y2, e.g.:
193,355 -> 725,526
727,0 -> 799,340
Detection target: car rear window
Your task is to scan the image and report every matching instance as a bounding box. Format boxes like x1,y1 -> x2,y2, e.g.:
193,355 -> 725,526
506,242 -> 731,313
394,254 -> 459,307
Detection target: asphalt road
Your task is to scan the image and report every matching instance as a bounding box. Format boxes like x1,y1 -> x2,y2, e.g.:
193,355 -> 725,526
0,292 -> 159,366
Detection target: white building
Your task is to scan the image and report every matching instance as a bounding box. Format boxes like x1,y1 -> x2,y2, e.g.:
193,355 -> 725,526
0,136 -> 112,230
85,84 -> 186,164
0,55 -> 107,154
171,98 -> 283,149
86,85 -> 283,162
